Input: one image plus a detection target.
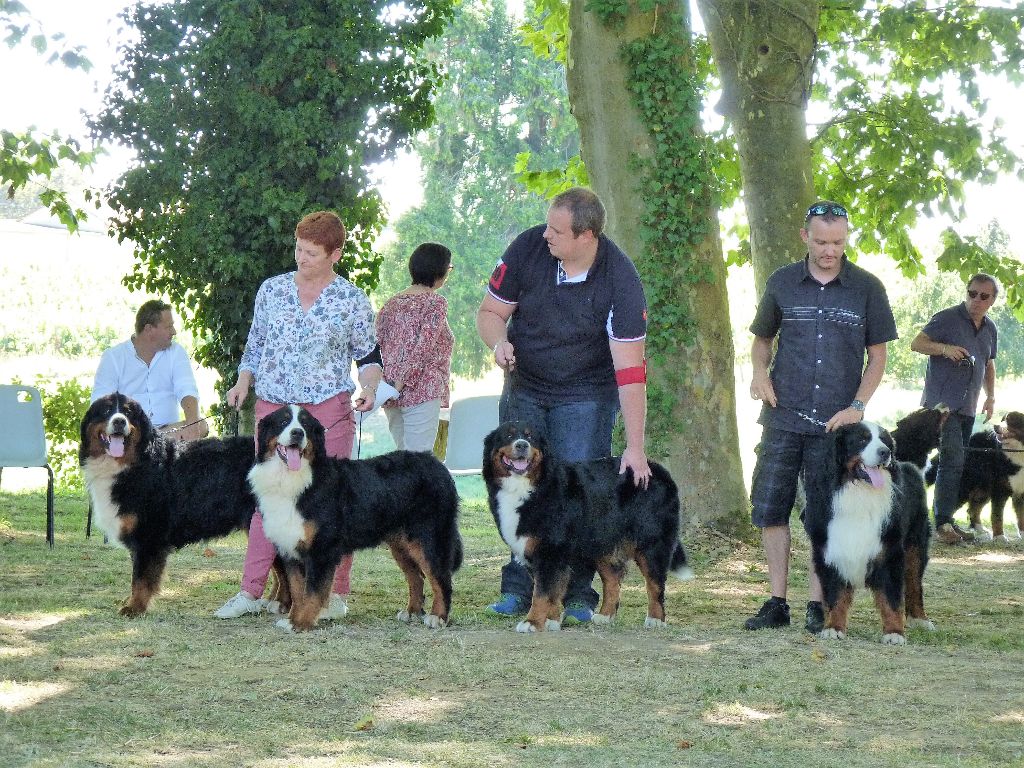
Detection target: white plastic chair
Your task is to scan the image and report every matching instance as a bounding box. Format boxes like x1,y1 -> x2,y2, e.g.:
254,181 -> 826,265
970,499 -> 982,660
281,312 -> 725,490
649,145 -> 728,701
443,395 -> 500,476
0,384 -> 55,547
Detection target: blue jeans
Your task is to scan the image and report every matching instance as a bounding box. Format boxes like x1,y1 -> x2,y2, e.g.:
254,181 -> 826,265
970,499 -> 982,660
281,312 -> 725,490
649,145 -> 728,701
496,379 -> 620,609
932,413 -> 974,527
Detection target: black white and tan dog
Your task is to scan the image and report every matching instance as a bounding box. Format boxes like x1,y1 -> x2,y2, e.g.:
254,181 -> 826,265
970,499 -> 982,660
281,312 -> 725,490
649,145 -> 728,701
926,411 -> 1024,543
247,405 -> 463,632
79,393 -> 287,616
890,404 -> 948,469
482,421 -> 694,633
803,421 -> 934,644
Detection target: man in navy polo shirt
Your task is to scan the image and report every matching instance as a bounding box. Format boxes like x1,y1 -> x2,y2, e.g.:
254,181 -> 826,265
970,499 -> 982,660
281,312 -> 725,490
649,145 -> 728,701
744,201 -> 898,633
476,187 -> 650,622
911,274 -> 999,545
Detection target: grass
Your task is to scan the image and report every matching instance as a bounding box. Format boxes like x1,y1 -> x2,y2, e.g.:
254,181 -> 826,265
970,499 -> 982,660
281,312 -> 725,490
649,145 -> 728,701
2,482 -> 1023,768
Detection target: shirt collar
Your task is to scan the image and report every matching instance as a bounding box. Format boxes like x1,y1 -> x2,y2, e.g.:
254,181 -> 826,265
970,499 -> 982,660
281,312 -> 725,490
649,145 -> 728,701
801,253 -> 851,285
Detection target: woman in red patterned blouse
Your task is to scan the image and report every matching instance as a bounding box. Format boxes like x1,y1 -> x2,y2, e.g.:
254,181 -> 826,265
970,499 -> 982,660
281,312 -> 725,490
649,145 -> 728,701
377,242 -> 455,451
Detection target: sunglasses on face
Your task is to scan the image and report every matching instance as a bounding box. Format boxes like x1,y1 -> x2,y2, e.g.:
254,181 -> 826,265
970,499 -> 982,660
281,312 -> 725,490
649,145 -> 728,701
967,289 -> 992,301
806,203 -> 848,219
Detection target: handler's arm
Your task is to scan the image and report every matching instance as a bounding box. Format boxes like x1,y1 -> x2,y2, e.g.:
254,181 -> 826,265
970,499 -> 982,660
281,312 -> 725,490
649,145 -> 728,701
477,294 -> 517,371
610,339 -> 650,488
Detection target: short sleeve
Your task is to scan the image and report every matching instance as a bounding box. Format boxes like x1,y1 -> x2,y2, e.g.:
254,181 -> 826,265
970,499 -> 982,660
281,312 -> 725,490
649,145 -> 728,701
608,259 -> 647,341
863,277 -> 898,346
487,231 -> 531,305
750,283 -> 782,339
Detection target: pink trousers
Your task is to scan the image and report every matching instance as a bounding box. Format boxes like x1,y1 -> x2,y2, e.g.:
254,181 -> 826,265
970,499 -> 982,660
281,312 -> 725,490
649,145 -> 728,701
241,394 -> 356,598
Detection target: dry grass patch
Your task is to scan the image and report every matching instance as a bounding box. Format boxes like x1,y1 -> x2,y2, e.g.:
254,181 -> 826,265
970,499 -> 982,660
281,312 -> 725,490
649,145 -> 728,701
1,487 -> 1023,767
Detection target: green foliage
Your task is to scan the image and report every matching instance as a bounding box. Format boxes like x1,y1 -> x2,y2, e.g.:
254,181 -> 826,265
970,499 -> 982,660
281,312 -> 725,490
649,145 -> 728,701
0,1 -> 99,232
90,0 -> 454,398
375,0 -> 578,379
812,1 -> 1024,291
577,0 -> 714,458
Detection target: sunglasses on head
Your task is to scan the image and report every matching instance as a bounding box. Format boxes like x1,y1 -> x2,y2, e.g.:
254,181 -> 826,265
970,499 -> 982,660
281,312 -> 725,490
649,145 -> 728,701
806,203 -> 848,219
967,289 -> 992,301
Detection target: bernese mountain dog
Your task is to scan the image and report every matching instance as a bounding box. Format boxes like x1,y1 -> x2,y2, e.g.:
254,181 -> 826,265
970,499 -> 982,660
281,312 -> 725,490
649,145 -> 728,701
247,405 -> 463,632
482,421 -> 694,633
803,421 -> 935,645
79,393 -> 287,616
925,411 -> 1024,543
890,405 -> 948,469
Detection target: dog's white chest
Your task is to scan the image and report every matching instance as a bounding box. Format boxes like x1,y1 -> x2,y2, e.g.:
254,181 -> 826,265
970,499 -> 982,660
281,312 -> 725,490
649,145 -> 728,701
248,462 -> 313,559
1008,452 -> 1024,498
825,479 -> 893,588
495,475 -> 533,563
82,458 -> 128,549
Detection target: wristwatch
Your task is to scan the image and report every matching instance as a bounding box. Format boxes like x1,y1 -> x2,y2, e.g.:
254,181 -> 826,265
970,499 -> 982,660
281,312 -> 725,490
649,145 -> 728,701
850,399 -> 866,412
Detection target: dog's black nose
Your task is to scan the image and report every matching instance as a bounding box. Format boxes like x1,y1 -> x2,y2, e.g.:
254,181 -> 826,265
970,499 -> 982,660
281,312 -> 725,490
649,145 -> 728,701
110,415 -> 127,432
879,445 -> 891,463
512,438 -> 530,452
289,428 -> 305,444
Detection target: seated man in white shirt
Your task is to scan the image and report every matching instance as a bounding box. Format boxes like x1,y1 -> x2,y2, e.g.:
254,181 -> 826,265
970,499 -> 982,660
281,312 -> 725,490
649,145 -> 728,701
91,299 -> 210,442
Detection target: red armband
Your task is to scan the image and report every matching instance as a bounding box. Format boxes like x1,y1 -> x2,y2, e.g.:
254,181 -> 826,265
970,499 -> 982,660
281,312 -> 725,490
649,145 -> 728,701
615,362 -> 647,387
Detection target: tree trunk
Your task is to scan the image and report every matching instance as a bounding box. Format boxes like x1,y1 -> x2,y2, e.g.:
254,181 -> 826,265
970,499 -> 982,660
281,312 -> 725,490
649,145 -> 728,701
697,0 -> 819,294
567,0 -> 748,533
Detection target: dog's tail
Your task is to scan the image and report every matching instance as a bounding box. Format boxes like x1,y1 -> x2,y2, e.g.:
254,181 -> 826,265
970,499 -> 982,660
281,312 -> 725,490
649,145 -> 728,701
669,540 -> 695,581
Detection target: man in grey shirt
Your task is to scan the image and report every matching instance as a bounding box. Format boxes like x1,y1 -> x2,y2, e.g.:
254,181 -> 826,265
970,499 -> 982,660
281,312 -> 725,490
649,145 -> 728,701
911,274 -> 999,545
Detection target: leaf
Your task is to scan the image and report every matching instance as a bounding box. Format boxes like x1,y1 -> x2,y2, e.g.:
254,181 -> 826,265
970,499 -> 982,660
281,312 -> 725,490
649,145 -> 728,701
353,715 -> 374,732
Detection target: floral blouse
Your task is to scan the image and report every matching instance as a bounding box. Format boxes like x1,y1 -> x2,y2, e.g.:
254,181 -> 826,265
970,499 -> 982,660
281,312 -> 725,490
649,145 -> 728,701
239,272 -> 377,405
376,292 -> 453,408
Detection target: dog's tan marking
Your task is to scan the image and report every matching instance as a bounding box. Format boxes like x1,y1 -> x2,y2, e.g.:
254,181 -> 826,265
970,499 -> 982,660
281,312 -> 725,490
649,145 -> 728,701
388,536 -> 427,619
903,545 -> 928,622
873,589 -> 905,638
825,586 -> 855,634
634,552 -> 667,622
119,513 -> 138,538
595,556 -> 626,620
121,551 -> 169,617
300,520 -> 317,551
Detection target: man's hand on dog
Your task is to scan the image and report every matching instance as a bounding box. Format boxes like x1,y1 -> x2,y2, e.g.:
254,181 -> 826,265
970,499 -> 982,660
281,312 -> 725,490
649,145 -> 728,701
619,445 -> 651,489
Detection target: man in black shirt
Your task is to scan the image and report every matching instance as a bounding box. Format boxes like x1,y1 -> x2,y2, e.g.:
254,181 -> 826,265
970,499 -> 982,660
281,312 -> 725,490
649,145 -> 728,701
744,201 -> 898,633
476,187 -> 650,621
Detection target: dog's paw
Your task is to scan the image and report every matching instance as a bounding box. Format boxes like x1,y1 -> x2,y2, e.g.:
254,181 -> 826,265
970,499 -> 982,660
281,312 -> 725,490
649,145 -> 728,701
818,628 -> 846,640
971,525 -> 993,543
544,619 -> 561,632
119,604 -> 144,618
644,616 -> 667,629
881,632 -> 907,645
591,613 -> 614,625
422,614 -> 447,629
395,609 -> 423,623
275,617 -> 294,633
906,617 -> 936,631
266,600 -> 283,615
515,620 -> 537,633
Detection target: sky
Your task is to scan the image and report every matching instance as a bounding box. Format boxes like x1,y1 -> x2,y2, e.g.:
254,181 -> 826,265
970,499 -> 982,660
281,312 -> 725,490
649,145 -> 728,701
2,0 -> 1022,255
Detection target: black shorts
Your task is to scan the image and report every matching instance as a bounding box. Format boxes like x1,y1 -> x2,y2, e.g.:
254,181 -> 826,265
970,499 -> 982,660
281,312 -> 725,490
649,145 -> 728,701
750,427 -> 828,528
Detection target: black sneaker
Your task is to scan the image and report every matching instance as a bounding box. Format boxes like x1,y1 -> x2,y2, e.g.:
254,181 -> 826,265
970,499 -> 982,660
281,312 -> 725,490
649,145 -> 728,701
743,597 -> 790,630
805,601 -> 825,633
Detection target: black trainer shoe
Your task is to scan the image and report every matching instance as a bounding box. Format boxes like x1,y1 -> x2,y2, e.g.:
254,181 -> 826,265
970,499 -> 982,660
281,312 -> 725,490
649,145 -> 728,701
805,601 -> 825,633
743,597 -> 790,630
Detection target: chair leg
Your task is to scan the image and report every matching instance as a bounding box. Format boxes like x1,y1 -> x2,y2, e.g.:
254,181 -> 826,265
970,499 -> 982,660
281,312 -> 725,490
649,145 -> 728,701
46,466 -> 55,549
86,498 -> 92,538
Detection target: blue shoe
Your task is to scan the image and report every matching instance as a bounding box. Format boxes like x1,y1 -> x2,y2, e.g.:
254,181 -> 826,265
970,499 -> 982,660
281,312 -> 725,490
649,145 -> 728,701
487,593 -> 528,616
563,601 -> 593,624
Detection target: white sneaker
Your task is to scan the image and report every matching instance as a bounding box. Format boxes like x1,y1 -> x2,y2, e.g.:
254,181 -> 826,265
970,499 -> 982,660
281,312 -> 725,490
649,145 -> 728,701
214,591 -> 266,619
319,593 -> 349,620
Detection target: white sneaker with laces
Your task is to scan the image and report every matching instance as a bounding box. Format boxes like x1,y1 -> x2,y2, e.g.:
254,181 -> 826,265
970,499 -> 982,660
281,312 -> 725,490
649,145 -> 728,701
319,593 -> 349,620
214,591 -> 266,619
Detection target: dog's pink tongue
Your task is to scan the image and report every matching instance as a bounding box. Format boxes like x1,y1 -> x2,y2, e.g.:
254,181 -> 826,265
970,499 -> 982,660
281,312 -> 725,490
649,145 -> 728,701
864,465 -> 886,489
107,436 -> 125,458
286,446 -> 302,471
512,458 -> 529,472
